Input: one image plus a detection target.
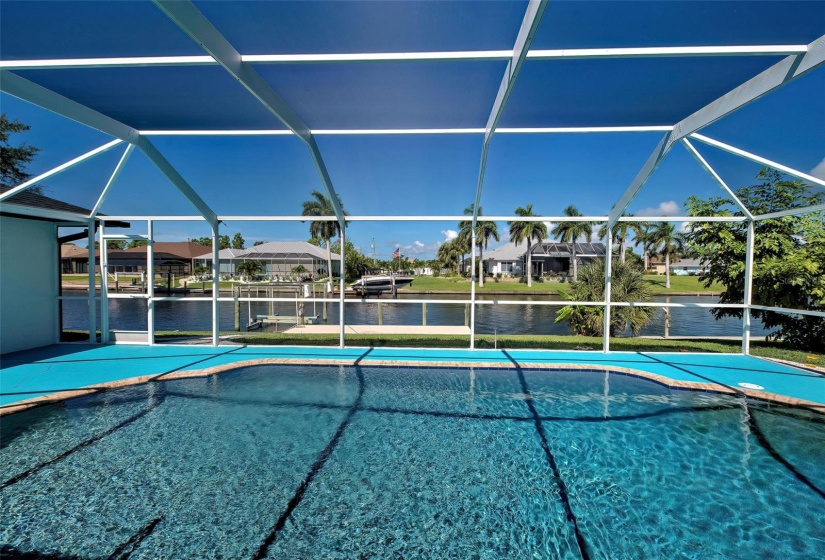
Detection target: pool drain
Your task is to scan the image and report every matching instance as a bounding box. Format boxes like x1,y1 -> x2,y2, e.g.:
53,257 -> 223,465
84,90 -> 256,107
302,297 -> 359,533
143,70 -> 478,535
738,382 -> 764,390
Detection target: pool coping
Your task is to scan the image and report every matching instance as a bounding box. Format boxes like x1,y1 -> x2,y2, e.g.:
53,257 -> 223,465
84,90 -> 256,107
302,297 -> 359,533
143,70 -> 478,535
2,357 -> 822,416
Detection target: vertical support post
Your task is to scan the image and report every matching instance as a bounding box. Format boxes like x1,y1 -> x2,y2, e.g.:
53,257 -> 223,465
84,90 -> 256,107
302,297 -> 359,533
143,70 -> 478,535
378,302 -> 383,326
470,230 -> 477,349
603,229 -> 613,353
742,219 -> 755,354
234,285 -> 240,332
56,224 -> 63,343
422,302 -> 427,326
211,221 -> 220,347
339,228 -> 346,348
100,222 -> 109,343
147,220 -> 155,345
87,219 -> 97,343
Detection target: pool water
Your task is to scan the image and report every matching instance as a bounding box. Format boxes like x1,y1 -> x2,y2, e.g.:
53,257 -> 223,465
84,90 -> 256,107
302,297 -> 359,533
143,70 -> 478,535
1,366 -> 823,559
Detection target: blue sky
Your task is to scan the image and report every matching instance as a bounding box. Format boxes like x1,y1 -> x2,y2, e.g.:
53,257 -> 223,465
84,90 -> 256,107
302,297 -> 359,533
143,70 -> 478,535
1,1 -> 823,258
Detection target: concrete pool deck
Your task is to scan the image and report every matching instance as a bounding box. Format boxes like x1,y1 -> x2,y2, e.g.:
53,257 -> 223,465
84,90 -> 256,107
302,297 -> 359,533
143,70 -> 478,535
1,343 -> 823,415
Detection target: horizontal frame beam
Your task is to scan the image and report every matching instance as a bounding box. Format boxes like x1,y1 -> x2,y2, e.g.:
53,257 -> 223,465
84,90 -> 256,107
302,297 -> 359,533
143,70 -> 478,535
1,45 -> 806,70
99,214 -> 747,222
140,126 -> 673,135
750,305 -> 825,319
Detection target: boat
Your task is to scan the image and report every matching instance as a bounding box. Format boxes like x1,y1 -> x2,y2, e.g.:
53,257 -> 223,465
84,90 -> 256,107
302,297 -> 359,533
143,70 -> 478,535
351,275 -> 414,296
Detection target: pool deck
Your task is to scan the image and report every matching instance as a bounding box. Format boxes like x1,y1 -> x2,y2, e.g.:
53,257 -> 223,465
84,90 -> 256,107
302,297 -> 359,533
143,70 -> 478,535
1,343 -> 823,415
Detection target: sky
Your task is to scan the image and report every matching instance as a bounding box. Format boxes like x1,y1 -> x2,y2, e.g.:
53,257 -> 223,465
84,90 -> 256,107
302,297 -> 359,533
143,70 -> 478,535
1,0 -> 823,258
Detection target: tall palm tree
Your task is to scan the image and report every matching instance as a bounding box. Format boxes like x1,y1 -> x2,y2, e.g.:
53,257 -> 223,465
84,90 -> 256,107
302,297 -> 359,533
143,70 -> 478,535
437,238 -> 461,274
508,204 -> 547,287
630,221 -> 652,271
647,221 -> 686,289
458,204 -> 500,287
551,205 -> 593,280
301,190 -> 346,280
598,219 -> 632,263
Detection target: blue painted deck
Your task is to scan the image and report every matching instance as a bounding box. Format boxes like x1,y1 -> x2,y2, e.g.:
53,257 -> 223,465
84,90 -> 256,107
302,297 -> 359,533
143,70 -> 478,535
1,344 -> 823,408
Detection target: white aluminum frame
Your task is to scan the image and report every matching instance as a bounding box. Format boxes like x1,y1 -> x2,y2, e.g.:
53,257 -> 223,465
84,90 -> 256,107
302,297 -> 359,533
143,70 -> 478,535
0,3 -> 820,354
0,45 -> 806,70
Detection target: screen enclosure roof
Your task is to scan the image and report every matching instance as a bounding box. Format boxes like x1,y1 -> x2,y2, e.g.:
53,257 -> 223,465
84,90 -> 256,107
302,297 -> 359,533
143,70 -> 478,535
0,0 -> 823,225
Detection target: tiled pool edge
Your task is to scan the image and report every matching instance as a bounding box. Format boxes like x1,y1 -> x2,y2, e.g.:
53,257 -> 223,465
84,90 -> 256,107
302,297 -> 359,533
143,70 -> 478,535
2,357 -> 823,416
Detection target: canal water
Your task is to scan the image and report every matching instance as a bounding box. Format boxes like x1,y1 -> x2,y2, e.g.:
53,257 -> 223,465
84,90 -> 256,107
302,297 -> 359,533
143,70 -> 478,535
62,293 -> 770,338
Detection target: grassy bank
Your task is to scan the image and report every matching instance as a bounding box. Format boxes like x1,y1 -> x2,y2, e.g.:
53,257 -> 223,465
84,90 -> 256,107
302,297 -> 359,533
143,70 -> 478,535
401,275 -> 722,294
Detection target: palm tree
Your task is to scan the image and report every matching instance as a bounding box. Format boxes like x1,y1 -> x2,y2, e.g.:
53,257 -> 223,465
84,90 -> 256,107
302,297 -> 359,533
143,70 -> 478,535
551,205 -> 593,280
508,204 -> 547,287
437,238 -> 461,274
301,190 -> 346,280
630,221 -> 652,271
646,221 -> 686,289
458,204 -> 500,287
555,259 -> 655,337
598,219 -> 632,263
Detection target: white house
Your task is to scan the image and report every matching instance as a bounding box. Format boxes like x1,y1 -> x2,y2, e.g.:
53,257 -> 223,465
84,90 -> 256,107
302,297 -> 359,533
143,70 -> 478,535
195,241 -> 341,278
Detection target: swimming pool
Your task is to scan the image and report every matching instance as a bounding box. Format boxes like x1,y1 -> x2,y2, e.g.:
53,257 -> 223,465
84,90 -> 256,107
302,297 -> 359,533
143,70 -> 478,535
1,365 -> 823,559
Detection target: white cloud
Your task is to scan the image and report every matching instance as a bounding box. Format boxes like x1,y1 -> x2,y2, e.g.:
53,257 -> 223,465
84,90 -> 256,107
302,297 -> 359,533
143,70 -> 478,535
636,200 -> 680,217
810,156 -> 825,180
441,229 -> 458,240
401,241 -> 440,255
543,221 -> 554,234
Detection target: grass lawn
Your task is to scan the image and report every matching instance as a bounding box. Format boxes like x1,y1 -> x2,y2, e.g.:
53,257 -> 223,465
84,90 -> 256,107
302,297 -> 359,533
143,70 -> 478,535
400,274 -> 722,294
61,274 -> 101,282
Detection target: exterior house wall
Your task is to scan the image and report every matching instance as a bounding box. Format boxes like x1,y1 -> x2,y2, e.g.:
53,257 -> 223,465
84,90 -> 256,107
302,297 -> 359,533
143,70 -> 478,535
488,260 -> 521,276
1,217 -> 58,354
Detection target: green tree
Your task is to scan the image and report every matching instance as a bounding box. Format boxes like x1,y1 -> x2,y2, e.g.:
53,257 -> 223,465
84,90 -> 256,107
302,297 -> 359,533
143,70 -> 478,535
685,168 -> 825,351
0,114 -> 40,192
302,190 -> 347,280
191,235 -> 230,249
94,240 -> 127,251
551,205 -> 593,280
437,238 -> 461,274
253,240 -> 266,247
236,260 -> 263,279
508,204 -> 547,287
458,204 -> 499,287
646,222 -> 685,289
330,239 -> 370,280
232,232 -> 245,250
127,239 -> 148,249
556,259 -> 655,337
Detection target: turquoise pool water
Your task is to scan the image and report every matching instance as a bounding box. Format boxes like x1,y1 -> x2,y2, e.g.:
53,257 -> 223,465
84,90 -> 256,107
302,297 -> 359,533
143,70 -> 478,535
1,365 -> 823,559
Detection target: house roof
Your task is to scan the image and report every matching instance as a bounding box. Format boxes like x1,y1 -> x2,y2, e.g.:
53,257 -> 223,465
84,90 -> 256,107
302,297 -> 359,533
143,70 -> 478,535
193,241 -> 339,261
533,242 -> 606,258
484,241 -> 606,260
60,244 -> 90,258
124,241 -> 210,260
2,187 -> 95,217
